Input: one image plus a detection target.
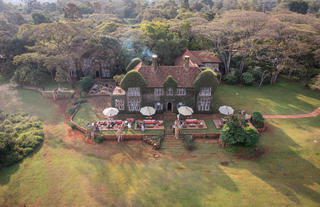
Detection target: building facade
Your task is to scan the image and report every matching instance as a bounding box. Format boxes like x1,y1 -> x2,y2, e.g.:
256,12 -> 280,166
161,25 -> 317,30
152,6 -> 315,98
112,53 -> 220,114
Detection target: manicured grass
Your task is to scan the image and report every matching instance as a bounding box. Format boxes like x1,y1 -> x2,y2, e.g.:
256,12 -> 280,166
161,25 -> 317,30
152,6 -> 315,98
181,120 -> 221,134
214,81 -> 320,115
73,103 -> 99,128
73,103 -> 164,136
1,81 -> 320,207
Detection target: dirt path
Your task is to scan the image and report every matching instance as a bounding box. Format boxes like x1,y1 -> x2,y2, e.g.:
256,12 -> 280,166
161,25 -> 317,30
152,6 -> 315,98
263,106 -> 320,119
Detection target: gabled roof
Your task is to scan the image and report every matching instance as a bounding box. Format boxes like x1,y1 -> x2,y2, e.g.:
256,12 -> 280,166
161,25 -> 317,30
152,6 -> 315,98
134,62 -> 201,88
175,49 -> 222,67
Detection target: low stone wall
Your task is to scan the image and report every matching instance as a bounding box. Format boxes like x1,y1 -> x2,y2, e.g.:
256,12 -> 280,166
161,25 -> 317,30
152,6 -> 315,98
102,134 -> 145,140
182,133 -> 220,139
22,86 -> 75,100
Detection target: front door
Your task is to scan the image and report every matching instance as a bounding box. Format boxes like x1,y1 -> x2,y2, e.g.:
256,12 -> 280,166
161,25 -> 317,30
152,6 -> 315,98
167,102 -> 172,112
96,70 -> 100,78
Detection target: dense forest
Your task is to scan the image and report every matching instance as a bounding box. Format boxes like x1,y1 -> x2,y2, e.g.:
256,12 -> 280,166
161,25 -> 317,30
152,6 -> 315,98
0,0 -> 319,89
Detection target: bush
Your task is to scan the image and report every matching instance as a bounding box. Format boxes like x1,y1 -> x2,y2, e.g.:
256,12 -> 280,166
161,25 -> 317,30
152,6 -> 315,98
221,114 -> 259,147
72,98 -> 87,105
241,72 -> 255,85
251,111 -> 264,128
0,113 -> 44,167
126,58 -> 142,72
183,135 -> 195,150
66,104 -> 79,115
94,136 -> 104,144
79,76 -> 94,92
223,74 -> 238,85
243,127 -> 259,147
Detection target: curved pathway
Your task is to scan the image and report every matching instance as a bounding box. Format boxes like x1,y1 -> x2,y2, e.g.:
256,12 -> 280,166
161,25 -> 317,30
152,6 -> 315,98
263,107 -> 320,119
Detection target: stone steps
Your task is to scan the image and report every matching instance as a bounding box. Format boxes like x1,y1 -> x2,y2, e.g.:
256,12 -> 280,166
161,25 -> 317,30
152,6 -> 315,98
160,135 -> 185,154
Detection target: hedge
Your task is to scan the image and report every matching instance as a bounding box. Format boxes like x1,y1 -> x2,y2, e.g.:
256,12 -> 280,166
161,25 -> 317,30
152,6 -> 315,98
193,69 -> 218,93
251,111 -> 265,128
163,75 -> 178,89
126,58 -> 142,72
120,70 -> 147,91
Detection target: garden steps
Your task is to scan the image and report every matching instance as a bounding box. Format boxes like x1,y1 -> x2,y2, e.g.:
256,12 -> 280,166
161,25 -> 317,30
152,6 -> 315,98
160,135 -> 185,154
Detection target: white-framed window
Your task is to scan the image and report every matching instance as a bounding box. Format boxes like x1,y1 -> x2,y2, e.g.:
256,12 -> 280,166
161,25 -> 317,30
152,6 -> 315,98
176,88 -> 186,96
115,99 -> 125,110
154,88 -> 163,96
128,97 -> 141,111
167,88 -> 174,96
101,69 -> 111,78
199,87 -> 212,96
197,97 -> 211,111
127,87 -> 140,96
155,102 -> 163,111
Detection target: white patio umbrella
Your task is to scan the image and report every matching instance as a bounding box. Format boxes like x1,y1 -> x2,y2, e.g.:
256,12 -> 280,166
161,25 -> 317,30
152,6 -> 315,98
140,106 -> 156,116
219,106 -> 234,115
103,107 -> 119,117
178,106 -> 194,116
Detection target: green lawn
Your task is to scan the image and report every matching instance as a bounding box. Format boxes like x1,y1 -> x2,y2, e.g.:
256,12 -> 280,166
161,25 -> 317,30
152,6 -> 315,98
181,120 -> 221,134
214,81 -> 320,115
73,103 -> 164,136
1,80 -> 320,207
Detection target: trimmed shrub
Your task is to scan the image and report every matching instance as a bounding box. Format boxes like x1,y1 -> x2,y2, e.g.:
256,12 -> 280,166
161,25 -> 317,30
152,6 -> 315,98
193,69 -> 218,93
163,75 -> 178,89
243,127 -> 259,147
241,72 -> 255,85
223,74 -> 238,85
73,98 -> 87,105
251,111 -> 264,128
0,113 -> 44,167
120,70 -> 147,91
79,76 -> 94,92
126,58 -> 142,72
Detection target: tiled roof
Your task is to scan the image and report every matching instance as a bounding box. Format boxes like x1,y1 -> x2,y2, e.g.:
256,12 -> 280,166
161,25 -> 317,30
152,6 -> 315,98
175,50 -> 222,67
134,63 -> 201,88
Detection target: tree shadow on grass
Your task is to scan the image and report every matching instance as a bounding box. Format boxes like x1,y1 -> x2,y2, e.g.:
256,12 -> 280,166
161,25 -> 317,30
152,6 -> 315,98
77,143 -> 239,207
0,141 -> 44,186
229,122 -> 320,204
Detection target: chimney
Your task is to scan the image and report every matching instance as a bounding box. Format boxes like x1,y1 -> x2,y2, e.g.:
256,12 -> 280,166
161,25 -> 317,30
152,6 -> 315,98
152,55 -> 158,70
184,56 -> 190,70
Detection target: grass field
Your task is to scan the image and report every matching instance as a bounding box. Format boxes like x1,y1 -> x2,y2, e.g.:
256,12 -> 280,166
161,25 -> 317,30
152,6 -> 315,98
0,80 -> 319,207
214,81 -> 320,115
